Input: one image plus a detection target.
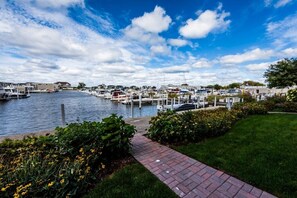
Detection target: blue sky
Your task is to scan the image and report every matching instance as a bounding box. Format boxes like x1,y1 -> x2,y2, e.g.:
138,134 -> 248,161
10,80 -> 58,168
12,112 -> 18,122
0,0 -> 296,86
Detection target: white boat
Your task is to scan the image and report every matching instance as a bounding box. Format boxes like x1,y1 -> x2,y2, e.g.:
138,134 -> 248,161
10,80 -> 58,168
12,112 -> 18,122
96,89 -> 108,98
103,91 -> 112,99
4,86 -> 30,99
0,86 -> 10,101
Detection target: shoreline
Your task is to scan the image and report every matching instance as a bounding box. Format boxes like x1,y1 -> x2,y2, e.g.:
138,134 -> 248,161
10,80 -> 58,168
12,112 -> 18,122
0,130 -> 55,142
0,116 -> 152,142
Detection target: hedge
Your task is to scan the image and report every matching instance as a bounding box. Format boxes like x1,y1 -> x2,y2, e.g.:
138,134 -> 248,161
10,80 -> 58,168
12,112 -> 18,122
148,103 -> 267,144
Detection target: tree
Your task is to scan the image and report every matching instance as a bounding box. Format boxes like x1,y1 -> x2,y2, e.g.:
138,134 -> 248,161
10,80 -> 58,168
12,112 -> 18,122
264,58 -> 297,88
228,83 -> 241,89
77,82 -> 86,89
213,84 -> 222,90
243,81 -> 265,86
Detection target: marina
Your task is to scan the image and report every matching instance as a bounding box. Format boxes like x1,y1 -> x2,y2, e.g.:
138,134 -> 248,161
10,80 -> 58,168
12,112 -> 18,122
0,91 -> 157,137
1,82 -> 293,137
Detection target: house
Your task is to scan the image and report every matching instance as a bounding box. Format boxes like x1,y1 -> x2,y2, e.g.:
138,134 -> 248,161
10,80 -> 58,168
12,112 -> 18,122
55,82 -> 71,89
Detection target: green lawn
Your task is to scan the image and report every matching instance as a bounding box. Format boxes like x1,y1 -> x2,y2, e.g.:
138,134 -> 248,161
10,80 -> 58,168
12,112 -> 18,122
175,114 -> 297,198
85,163 -> 177,198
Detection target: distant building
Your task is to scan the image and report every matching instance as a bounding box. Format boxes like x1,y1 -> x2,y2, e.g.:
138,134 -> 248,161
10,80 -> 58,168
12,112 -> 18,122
33,83 -> 59,91
55,82 -> 71,89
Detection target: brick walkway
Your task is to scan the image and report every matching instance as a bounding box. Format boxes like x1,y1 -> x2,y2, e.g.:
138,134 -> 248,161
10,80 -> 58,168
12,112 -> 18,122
132,134 -> 277,198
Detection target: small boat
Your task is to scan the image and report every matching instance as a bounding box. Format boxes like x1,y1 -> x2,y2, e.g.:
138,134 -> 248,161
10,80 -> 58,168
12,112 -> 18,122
110,90 -> 127,102
96,89 -> 108,98
0,86 -> 11,101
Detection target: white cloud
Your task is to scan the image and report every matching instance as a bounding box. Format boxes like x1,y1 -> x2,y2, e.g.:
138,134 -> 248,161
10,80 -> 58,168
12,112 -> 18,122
168,38 -> 190,47
192,58 -> 212,68
96,64 -> 145,74
93,49 -> 123,63
282,48 -> 297,56
274,0 -> 293,8
179,5 -> 231,39
155,65 -> 191,74
34,0 -> 83,8
150,45 -> 171,55
131,6 -> 172,33
246,62 -> 275,71
220,48 -> 275,64
267,14 -> 297,46
123,26 -> 165,45
123,6 -> 171,49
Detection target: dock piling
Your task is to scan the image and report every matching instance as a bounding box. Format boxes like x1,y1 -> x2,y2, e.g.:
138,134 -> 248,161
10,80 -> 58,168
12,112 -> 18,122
139,94 -> 142,109
61,104 -> 65,126
131,97 -> 134,118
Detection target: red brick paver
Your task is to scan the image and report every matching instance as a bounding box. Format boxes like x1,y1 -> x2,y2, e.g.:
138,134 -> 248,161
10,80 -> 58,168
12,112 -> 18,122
131,134 -> 277,198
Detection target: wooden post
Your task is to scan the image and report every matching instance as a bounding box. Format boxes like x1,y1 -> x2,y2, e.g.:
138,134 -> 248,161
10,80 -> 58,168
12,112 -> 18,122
214,96 -> 217,107
131,97 -> 134,118
139,94 -> 142,109
61,104 -> 65,126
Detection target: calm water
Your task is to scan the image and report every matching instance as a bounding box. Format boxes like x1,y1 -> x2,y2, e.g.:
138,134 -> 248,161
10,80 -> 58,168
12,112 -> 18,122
0,91 -> 157,136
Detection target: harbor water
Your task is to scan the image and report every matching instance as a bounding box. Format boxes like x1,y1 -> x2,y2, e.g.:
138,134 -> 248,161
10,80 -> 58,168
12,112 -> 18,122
0,91 -> 157,136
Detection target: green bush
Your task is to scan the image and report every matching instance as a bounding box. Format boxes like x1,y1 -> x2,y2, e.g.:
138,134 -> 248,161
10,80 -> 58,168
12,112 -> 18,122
148,108 -> 243,144
239,92 -> 255,102
148,102 -> 269,144
259,95 -> 297,112
266,95 -> 287,103
55,114 -> 135,159
275,102 -> 297,112
0,114 -> 135,198
232,102 -> 268,115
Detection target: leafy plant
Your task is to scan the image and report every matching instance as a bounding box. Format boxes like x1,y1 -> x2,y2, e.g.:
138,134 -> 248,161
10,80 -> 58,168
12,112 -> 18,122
232,102 -> 267,115
0,114 -> 135,198
148,108 -> 243,144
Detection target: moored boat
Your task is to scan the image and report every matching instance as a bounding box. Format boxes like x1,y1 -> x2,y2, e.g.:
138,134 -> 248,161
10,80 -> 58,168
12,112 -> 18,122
4,86 -> 30,99
0,86 -> 11,101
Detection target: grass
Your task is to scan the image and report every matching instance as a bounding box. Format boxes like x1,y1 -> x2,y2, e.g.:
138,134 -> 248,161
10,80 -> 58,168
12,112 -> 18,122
175,114 -> 297,198
85,163 -> 178,198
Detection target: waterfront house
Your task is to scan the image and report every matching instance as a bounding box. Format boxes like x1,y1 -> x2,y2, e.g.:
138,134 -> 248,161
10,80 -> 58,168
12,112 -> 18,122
55,82 -> 71,89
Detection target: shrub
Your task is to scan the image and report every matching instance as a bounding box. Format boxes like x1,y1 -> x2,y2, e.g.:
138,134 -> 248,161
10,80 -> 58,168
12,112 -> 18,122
275,102 -> 297,112
148,108 -> 243,144
0,114 -> 135,198
239,92 -> 255,102
266,95 -> 287,103
259,95 -> 297,112
232,102 -> 267,115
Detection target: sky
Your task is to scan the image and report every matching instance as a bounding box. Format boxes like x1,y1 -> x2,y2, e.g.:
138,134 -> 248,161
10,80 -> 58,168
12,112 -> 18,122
0,0 -> 297,87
